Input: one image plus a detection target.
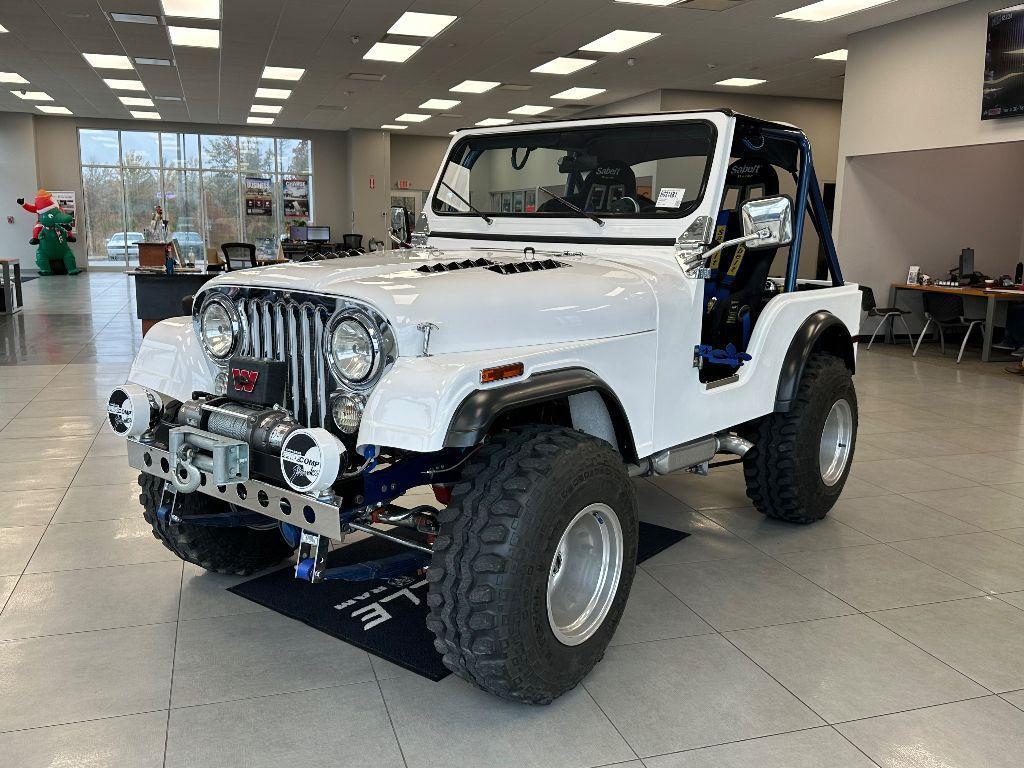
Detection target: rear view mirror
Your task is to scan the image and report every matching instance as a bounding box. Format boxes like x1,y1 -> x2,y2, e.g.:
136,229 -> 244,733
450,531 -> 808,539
740,195 -> 793,249
558,152 -> 598,174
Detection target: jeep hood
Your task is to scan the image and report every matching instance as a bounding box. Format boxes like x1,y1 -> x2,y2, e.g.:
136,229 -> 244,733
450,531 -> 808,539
202,249 -> 657,356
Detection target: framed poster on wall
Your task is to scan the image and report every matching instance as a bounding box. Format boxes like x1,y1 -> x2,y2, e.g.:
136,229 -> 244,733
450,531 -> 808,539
244,176 -> 272,216
282,178 -> 310,219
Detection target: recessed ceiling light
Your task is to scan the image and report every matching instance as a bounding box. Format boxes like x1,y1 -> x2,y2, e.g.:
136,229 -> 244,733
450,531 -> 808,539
111,12 -> 159,24
161,0 -> 220,20
168,26 -> 220,48
135,57 -> 173,66
130,110 -> 161,119
0,72 -> 28,84
508,104 -> 552,115
387,11 -> 458,37
255,87 -> 291,99
154,95 -> 183,101
450,79 -> 500,93
83,53 -> 134,70
251,104 -> 282,114
476,118 -> 514,127
247,116 -> 274,125
364,42 -> 420,63
37,105 -> 72,115
381,124 -> 408,130
715,77 -> 767,87
580,30 -> 661,54
396,113 -> 430,123
552,87 -> 606,100
104,78 -> 145,91
777,0 -> 895,22
815,48 -> 849,61
614,0 -> 683,5
262,66 -> 305,81
119,96 -> 154,106
531,57 -> 595,75
420,98 -> 461,110
12,91 -> 52,101
0,24 -> 8,33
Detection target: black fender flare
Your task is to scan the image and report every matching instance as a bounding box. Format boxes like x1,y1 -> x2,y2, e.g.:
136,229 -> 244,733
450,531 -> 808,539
443,367 -> 634,457
775,311 -> 855,412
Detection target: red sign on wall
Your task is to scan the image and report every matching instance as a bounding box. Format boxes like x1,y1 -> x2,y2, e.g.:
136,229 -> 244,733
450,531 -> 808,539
369,176 -> 376,189
397,179 -> 411,190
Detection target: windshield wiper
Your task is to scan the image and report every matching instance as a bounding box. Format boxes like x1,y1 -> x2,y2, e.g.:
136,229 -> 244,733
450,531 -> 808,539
440,181 -> 492,224
538,186 -> 604,227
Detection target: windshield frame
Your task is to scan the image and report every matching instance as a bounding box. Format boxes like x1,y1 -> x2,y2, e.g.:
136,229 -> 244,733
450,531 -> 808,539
430,118 -> 718,222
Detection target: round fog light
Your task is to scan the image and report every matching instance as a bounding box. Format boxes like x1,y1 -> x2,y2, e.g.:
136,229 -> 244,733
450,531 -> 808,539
332,394 -> 364,434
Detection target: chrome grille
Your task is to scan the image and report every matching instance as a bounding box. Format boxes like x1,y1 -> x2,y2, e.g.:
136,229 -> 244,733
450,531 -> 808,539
235,297 -> 332,427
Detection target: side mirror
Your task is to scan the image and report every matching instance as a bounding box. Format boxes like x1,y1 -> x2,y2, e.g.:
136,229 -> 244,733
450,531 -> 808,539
740,195 -> 793,249
389,206 -> 409,246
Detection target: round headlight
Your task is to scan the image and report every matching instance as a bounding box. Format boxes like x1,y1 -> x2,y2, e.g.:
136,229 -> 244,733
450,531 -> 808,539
200,298 -> 238,360
329,317 -> 377,383
331,394 -> 365,434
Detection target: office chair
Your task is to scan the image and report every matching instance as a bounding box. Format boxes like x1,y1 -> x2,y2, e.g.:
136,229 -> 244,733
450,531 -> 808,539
342,233 -> 364,251
221,242 -> 257,272
859,286 -> 913,349
912,290 -> 985,363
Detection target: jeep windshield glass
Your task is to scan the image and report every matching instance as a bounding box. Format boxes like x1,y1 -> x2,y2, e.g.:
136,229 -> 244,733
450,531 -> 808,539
432,120 -> 715,219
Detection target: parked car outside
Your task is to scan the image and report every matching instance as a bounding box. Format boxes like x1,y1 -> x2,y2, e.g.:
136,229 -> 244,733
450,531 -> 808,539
172,231 -> 205,261
105,232 -> 144,260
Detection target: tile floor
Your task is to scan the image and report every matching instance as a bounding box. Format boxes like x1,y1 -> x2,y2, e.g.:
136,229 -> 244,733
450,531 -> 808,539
2,274 -> 1024,767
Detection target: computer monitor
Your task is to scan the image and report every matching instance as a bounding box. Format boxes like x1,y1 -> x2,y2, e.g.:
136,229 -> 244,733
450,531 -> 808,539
959,247 -> 975,279
289,225 -> 308,241
307,226 -> 331,243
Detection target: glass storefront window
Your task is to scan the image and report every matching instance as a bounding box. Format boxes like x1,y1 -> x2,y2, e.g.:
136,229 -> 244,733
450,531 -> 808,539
240,136 -> 275,172
163,170 -> 203,262
202,171 -> 241,248
278,138 -> 311,174
79,129 -> 120,166
81,165 -> 126,263
121,131 -> 160,167
202,135 -> 238,170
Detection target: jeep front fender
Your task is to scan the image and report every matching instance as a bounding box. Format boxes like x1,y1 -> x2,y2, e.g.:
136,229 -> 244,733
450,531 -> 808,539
127,317 -> 218,401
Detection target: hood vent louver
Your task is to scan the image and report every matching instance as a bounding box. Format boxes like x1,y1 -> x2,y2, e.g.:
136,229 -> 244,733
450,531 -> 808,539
417,258 -> 496,273
487,259 -> 568,274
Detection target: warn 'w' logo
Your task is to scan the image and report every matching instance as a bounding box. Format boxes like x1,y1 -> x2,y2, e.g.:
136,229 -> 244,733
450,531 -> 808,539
232,368 -> 259,393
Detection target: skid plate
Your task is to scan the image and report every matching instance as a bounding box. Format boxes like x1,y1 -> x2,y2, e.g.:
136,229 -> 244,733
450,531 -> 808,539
127,439 -> 344,540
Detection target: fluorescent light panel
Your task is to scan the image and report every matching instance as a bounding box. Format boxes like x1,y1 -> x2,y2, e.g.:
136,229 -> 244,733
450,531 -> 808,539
12,90 -> 52,101
0,72 -> 28,84
255,87 -> 291,99
777,0 -> 895,22
250,104 -> 282,114
37,105 -> 72,114
0,24 -> 8,33
381,124 -> 408,130
104,78 -> 145,91
135,57 -> 172,66
161,0 -> 220,20
716,77 -> 766,86
420,98 -> 461,109
387,12 -> 457,38
262,66 -> 304,81
552,87 -> 606,100
247,116 -> 274,125
508,104 -> 552,115
815,48 -> 848,61
111,13 -> 159,24
580,30 -> 660,54
397,113 -> 429,122
476,118 -> 513,126
614,0 -> 682,5
364,42 -> 420,63
119,96 -> 154,106
130,110 -> 161,119
83,53 -> 134,70
531,57 -> 594,75
154,95 -> 183,101
168,26 -> 220,48
450,79 -> 499,93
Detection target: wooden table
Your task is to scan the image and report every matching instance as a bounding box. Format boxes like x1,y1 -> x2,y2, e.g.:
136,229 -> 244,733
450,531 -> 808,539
0,257 -> 23,315
130,270 -> 216,335
890,283 -> 1024,362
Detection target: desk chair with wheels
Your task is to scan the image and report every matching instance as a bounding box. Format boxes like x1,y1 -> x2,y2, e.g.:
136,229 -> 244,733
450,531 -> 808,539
912,291 -> 985,364
342,234 -> 364,252
859,286 -> 912,349
221,242 -> 257,272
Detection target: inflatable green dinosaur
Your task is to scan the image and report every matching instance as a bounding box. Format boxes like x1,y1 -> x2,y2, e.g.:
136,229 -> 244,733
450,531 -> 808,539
17,190 -> 80,275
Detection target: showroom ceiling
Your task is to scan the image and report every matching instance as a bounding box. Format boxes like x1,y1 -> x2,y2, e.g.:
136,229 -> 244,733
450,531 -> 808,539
0,0 -> 966,135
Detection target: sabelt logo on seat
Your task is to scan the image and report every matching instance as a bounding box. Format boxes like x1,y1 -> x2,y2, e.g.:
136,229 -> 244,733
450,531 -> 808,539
232,368 -> 259,393
280,432 -> 322,490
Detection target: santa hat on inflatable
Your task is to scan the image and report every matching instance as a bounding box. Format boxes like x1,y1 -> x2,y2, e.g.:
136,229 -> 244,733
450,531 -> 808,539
33,189 -> 57,214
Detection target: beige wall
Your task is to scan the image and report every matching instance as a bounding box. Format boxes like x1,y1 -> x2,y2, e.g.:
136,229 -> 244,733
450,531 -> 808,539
29,115 -> 349,267
390,134 -> 449,192
0,113 -> 39,268
346,128 -> 390,244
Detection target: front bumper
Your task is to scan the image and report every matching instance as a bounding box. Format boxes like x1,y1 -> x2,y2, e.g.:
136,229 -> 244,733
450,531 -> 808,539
127,438 -> 345,540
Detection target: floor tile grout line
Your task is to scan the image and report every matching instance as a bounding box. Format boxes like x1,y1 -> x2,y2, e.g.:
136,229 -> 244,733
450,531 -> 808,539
160,562 -> 186,768
166,677 -> 381,714
375,677 -> 412,768
576,682 -> 642,764
0,707 -> 171,737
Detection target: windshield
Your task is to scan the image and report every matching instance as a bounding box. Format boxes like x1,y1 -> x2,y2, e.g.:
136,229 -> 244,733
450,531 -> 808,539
432,120 -> 715,220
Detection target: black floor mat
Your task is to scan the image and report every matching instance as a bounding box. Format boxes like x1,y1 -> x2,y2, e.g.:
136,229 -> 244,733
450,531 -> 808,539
229,521 -> 688,682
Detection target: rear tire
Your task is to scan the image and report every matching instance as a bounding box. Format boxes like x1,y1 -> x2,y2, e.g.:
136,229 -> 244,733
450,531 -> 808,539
139,474 -> 295,575
426,425 -> 638,704
743,353 -> 857,523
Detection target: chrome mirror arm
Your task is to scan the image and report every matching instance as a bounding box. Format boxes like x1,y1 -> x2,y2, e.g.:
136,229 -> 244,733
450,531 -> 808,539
679,229 -> 769,278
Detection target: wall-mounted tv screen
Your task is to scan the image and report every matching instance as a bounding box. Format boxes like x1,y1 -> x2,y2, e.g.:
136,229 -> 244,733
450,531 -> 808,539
983,4 -> 1024,119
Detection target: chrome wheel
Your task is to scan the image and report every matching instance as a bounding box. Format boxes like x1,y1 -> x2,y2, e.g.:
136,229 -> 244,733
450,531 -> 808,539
546,502 -> 624,646
819,398 -> 854,486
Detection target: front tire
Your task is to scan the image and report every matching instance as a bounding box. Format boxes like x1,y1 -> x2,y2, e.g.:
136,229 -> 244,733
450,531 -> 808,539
139,474 -> 295,575
743,353 -> 857,523
426,426 -> 638,704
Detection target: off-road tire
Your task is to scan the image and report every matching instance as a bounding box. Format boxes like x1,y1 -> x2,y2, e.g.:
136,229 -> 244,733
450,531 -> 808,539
743,353 -> 857,523
426,425 -> 638,704
139,474 -> 295,575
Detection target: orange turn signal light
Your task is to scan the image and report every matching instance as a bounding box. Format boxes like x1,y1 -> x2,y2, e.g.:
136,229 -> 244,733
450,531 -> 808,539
480,362 -> 524,384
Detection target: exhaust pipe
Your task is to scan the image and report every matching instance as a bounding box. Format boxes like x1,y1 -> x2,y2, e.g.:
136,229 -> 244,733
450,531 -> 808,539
627,433 -> 753,477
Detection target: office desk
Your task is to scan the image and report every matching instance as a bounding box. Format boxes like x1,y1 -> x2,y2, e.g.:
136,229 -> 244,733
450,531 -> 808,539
890,283 -> 1024,362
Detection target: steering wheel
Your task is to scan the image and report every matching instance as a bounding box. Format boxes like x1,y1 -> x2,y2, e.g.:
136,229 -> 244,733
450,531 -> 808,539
612,196 -> 641,214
